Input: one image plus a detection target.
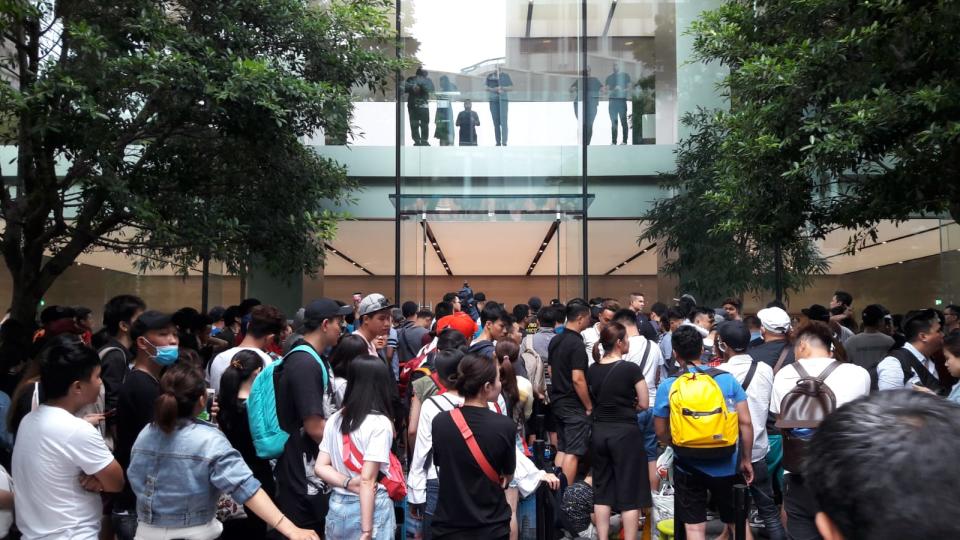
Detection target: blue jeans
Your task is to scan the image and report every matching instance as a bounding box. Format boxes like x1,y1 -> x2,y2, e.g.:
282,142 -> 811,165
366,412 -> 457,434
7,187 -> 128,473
422,478 -> 440,540
326,490 -> 396,540
112,509 -> 138,540
636,409 -> 659,462
517,493 -> 537,540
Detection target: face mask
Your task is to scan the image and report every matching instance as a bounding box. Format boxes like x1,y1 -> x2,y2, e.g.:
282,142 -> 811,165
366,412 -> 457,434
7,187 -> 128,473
144,338 -> 179,366
751,331 -> 762,342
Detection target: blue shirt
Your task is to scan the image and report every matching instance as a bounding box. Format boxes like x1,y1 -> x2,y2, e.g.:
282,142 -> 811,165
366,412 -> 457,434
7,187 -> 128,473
653,366 -> 747,477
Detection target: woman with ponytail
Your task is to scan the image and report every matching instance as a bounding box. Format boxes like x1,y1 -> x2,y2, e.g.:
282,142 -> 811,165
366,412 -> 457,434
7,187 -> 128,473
217,350 -> 275,539
586,322 -> 650,540
127,364 -> 318,540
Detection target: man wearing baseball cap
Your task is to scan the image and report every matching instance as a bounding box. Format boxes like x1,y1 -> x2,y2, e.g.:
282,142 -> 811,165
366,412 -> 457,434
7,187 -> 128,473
717,322 -> 786,540
354,293 -> 396,356
274,298 -> 352,536
748,307 -> 793,369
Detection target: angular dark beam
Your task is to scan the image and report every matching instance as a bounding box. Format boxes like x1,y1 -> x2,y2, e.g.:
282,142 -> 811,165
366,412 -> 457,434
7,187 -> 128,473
325,243 -> 375,276
422,221 -> 453,276
526,219 -> 561,276
525,0 -> 534,38
602,0 -> 618,37
604,242 -> 657,275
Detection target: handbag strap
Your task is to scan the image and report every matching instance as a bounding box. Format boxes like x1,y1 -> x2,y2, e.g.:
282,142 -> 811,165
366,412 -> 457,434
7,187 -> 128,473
450,408 -> 500,485
741,361 -> 759,391
341,433 -> 365,474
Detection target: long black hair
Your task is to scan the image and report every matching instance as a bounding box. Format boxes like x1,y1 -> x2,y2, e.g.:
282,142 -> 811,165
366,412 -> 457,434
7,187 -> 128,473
328,334 -> 368,378
341,354 -> 394,434
217,350 -> 262,433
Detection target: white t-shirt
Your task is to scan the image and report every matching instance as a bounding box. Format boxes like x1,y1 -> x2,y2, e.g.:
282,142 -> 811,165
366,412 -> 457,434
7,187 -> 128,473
12,405 -> 115,540
771,358 -> 870,417
408,393 -> 465,503
582,323 -> 601,366
624,335 -> 663,404
718,355 -> 774,462
318,409 -> 394,496
208,346 -> 273,394
877,343 -> 939,391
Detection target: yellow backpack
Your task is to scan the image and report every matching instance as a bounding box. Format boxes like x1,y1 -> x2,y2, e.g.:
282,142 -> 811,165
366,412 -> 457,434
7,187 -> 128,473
668,367 -> 739,458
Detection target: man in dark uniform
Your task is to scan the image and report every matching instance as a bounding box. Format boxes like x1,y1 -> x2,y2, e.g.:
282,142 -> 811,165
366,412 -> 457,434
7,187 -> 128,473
456,99 -> 481,146
486,65 -> 513,146
570,67 -> 602,145
605,64 -> 631,144
404,67 -> 434,145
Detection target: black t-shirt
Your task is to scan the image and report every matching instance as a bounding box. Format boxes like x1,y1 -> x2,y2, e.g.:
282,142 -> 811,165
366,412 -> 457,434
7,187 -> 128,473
486,72 -> 514,101
275,344 -> 329,497
99,339 -> 132,421
605,72 -> 632,100
431,406 -> 516,539
223,399 -> 276,497
588,360 -> 643,424
115,369 -> 160,509
548,330 -> 589,408
748,340 -> 791,369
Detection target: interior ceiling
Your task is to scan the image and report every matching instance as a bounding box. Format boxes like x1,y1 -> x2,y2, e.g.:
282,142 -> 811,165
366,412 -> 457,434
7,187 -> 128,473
507,0 -> 658,38
324,218 -> 952,278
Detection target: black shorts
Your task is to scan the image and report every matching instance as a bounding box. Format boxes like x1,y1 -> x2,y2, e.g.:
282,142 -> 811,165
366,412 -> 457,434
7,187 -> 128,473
591,422 -> 652,511
673,464 -> 740,525
553,400 -> 592,456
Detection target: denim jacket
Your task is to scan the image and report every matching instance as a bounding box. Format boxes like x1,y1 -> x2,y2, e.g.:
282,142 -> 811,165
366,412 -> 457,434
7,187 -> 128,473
128,419 -> 261,527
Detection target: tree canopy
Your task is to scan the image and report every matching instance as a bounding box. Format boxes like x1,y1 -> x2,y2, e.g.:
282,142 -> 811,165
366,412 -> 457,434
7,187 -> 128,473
645,0 -> 959,300
0,0 -> 397,322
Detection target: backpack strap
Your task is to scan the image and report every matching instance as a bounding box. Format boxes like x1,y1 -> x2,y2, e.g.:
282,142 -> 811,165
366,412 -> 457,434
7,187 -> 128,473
773,345 -> 791,375
450,408 -> 500,485
429,371 -> 446,395
741,361 -> 759,392
637,339 -> 652,376
793,360 -> 841,383
290,344 -> 328,391
906,353 -> 942,392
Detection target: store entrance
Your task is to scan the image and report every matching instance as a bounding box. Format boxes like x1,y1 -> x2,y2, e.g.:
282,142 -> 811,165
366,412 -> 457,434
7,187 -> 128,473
394,194 -> 591,308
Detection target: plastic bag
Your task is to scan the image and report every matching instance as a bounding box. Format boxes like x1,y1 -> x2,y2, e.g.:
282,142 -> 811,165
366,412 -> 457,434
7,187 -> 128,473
651,480 -> 674,538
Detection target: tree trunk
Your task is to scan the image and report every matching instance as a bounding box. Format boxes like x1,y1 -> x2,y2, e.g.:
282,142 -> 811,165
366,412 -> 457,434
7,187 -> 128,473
8,273 -> 46,326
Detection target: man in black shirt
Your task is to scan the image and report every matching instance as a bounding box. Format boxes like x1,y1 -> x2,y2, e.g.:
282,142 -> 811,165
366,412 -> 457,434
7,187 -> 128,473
548,301 -> 594,485
98,294 -> 145,438
456,100 -> 481,146
570,67 -> 602,145
404,67 -> 435,146
273,298 -> 352,537
112,311 -> 178,540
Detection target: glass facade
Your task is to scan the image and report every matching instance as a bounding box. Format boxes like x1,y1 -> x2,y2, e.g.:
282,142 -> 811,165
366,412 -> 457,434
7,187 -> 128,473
308,0 -> 959,311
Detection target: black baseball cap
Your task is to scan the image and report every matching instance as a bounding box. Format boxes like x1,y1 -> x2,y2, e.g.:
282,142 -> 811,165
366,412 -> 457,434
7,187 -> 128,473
718,320 -> 751,353
131,311 -> 174,341
304,298 -> 353,322
862,304 -> 889,327
40,305 -> 76,325
801,304 -> 831,323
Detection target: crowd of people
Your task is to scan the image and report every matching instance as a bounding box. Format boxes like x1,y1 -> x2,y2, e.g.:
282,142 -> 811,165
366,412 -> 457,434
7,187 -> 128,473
0,288 -> 958,540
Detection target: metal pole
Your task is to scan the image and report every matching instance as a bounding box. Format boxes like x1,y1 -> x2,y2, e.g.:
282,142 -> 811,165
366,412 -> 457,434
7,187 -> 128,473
394,0 -> 402,304
557,216 -> 562,301
580,0 -> 589,300
422,216 -> 427,307
734,483 -> 749,540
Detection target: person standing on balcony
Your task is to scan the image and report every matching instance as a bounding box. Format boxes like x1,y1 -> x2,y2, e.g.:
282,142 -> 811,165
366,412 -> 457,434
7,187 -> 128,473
486,65 -> 513,146
404,67 -> 434,146
456,100 -> 480,146
570,67 -> 602,145
434,75 -> 457,146
605,63 -> 631,144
